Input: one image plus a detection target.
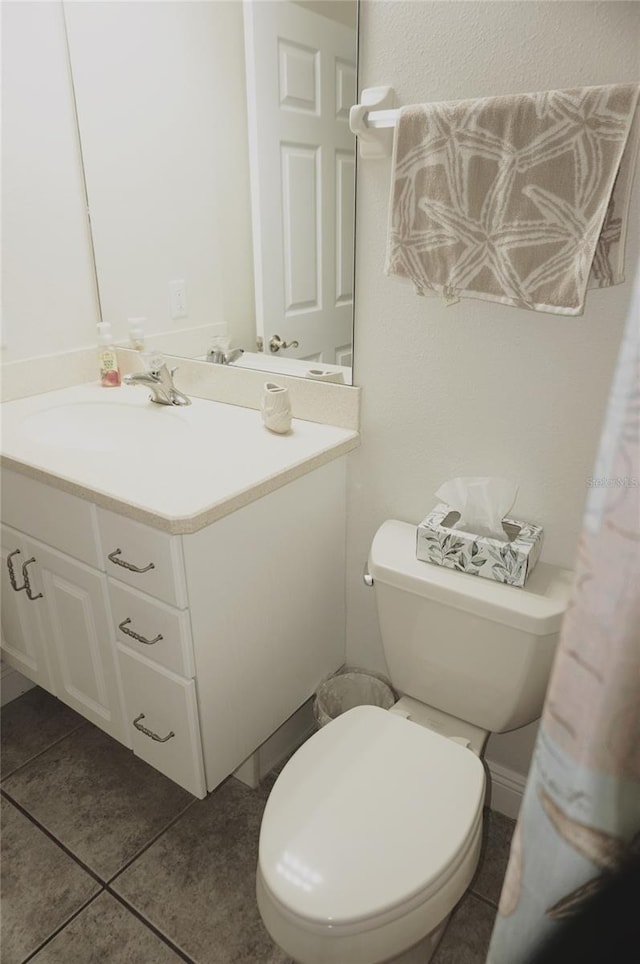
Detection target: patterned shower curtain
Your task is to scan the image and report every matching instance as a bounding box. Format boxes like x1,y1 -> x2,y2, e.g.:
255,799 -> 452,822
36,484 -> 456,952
487,261 -> 640,963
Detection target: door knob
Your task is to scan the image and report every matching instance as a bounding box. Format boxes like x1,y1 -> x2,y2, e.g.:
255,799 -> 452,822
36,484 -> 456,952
269,334 -> 300,353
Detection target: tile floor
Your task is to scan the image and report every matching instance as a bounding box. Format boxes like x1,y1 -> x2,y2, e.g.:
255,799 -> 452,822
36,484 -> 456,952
1,688 -> 515,964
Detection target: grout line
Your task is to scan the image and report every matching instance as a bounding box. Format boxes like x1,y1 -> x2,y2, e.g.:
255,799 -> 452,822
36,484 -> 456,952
0,788 -> 105,887
3,786 -> 198,963
106,797 -> 198,886
106,888 -> 196,964
0,720 -> 88,784
20,888 -> 105,963
468,888 -> 500,911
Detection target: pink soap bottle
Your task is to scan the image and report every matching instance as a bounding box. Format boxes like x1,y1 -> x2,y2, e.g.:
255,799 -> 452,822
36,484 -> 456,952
98,322 -> 121,387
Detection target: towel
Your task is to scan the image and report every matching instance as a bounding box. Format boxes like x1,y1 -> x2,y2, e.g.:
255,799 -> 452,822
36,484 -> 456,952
386,85 -> 640,315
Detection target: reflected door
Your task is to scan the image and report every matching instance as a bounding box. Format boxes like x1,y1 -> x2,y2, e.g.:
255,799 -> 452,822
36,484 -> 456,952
245,1 -> 356,367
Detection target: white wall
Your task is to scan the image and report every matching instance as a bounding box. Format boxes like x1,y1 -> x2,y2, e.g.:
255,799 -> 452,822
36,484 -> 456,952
347,1 -> 640,776
1,0 -> 99,363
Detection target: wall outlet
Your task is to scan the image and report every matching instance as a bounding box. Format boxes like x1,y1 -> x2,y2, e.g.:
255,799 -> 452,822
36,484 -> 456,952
169,279 -> 188,320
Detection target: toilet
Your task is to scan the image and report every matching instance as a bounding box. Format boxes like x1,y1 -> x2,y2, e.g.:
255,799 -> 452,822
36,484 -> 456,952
257,520 -> 573,964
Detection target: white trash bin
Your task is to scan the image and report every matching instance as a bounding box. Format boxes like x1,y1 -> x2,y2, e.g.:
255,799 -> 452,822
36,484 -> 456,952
313,667 -> 396,727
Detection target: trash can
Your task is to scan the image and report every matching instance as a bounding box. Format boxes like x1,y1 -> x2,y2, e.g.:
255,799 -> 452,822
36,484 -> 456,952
313,667 -> 396,727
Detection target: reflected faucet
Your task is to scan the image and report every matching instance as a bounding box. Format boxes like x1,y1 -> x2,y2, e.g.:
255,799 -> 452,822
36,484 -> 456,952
206,347 -> 244,365
124,363 -> 191,406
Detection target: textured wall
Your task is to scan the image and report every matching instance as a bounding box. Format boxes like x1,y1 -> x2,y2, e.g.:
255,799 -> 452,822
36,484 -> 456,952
347,1 -> 640,774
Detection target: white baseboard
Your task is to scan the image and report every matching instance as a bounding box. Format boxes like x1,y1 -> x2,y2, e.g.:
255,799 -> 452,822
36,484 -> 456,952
485,759 -> 528,819
0,662 -> 36,707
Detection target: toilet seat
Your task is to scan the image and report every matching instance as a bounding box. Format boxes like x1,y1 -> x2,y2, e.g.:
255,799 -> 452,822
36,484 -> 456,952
258,705 -> 485,960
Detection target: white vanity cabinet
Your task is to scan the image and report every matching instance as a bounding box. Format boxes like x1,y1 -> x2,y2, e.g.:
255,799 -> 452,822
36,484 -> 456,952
14,534 -> 128,745
97,507 -> 206,797
1,457 -> 347,800
182,460 -> 346,792
2,504 -> 128,743
1,524 -> 54,693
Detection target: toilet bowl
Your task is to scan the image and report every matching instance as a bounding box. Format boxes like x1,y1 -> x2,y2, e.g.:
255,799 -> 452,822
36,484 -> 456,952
258,705 -> 485,964
257,520 -> 572,963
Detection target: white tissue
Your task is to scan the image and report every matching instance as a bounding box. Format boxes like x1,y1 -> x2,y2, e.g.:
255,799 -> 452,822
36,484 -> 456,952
435,477 -> 518,541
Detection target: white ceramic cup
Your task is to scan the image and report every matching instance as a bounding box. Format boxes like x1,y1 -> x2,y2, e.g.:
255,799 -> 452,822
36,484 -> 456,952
261,382 -> 292,434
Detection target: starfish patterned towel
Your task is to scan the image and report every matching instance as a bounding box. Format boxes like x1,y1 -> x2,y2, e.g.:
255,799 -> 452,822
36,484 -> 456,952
386,85 -> 640,315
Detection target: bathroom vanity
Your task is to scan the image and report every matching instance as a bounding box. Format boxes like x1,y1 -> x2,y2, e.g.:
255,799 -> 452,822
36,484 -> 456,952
0,384 -> 358,797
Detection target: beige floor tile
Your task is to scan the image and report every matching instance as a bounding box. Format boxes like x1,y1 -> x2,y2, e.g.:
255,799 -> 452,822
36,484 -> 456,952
0,796 -> 100,963
433,893 -> 497,964
112,777 -> 289,964
30,892 -> 185,964
1,688 -> 85,781
470,809 -> 516,906
2,725 -> 194,881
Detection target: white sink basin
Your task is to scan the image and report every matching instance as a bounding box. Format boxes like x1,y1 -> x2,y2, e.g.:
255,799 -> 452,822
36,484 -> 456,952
1,382 -> 358,530
21,400 -> 193,453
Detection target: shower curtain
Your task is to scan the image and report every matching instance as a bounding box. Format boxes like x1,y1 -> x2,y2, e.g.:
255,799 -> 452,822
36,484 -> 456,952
486,262 -> 640,962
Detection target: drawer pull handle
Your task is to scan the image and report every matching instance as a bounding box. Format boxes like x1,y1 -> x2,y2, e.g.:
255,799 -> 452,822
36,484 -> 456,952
108,549 -> 155,574
7,550 -> 26,592
22,559 -> 43,601
118,618 -> 163,646
133,713 -> 175,743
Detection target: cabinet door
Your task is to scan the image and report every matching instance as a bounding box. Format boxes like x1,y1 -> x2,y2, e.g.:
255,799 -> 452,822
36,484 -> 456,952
23,537 -> 129,747
0,524 -> 54,692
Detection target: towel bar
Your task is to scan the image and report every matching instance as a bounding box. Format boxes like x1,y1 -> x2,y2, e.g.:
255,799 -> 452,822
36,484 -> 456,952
349,86 -> 398,157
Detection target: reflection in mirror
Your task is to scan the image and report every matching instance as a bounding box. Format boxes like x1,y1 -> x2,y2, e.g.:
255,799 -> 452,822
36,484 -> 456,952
63,0 -> 357,383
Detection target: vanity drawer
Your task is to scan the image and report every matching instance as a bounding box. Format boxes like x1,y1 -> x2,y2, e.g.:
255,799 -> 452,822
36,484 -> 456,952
97,508 -> 187,607
109,580 -> 194,678
118,649 -> 205,798
1,470 -> 100,567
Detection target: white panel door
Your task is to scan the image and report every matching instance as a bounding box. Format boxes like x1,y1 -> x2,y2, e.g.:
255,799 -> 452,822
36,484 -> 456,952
245,0 -> 356,364
0,525 -> 54,692
23,538 -> 128,746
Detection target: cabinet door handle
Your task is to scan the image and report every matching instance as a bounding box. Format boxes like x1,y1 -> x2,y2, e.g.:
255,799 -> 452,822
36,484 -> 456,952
22,558 -> 43,601
118,617 -> 163,646
108,549 -> 155,574
133,713 -> 175,743
7,550 -> 26,592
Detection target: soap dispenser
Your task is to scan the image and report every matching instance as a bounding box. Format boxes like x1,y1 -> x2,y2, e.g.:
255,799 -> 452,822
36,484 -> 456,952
98,322 -> 121,387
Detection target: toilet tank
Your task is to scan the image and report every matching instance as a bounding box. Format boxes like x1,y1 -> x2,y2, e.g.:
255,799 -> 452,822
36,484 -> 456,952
368,520 -> 573,733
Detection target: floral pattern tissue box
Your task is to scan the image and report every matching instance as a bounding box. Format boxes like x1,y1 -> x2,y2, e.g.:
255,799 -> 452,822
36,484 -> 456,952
416,503 -> 544,587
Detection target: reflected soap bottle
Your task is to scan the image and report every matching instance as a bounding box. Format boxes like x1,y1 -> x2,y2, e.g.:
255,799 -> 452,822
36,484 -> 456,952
128,316 -> 146,352
98,322 -> 121,387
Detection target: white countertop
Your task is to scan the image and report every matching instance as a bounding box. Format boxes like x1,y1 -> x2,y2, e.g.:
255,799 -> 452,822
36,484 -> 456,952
0,383 -> 359,533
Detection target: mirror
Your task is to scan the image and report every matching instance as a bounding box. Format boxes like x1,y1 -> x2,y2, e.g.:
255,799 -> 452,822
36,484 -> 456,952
63,0 -> 357,383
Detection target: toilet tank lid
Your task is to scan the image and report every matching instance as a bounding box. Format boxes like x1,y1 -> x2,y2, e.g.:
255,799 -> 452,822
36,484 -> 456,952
369,520 -> 574,636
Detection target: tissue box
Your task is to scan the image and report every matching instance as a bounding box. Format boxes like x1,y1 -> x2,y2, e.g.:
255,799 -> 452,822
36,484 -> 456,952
416,503 -> 543,587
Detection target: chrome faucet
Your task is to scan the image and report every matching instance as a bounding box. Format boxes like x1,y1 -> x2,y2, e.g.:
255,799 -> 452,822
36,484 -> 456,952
124,363 -> 191,406
206,347 -> 244,365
